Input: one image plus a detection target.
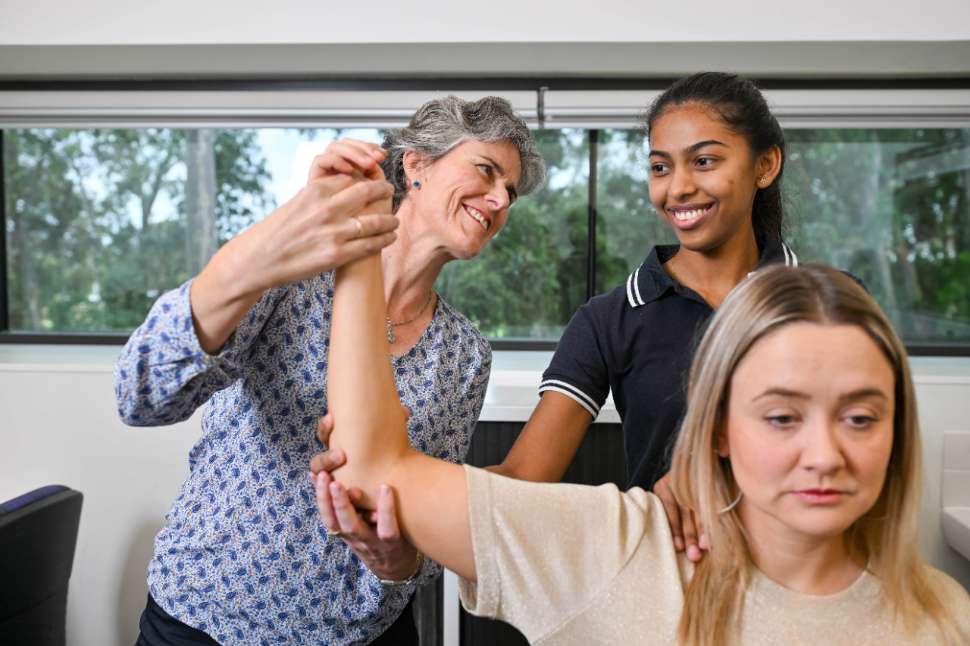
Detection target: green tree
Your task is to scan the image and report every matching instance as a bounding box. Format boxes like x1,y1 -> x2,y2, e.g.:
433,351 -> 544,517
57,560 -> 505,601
4,127 -> 274,332
436,129 -> 589,338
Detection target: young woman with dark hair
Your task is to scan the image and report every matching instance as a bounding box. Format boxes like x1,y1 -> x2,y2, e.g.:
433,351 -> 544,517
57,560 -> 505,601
486,72 -> 798,558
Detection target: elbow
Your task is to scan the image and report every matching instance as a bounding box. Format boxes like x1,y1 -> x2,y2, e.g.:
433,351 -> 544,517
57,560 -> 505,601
329,407 -> 412,507
113,380 -> 189,427
113,380 -> 143,426
114,390 -> 158,427
116,405 -> 141,426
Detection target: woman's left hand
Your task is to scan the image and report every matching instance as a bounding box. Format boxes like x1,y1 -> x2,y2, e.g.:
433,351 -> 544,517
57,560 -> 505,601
310,439 -> 422,583
653,471 -> 709,563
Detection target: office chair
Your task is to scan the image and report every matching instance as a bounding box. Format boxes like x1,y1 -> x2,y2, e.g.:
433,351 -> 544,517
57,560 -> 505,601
0,485 -> 83,646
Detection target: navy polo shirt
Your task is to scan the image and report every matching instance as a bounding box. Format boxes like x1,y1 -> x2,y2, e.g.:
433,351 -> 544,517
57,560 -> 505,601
540,240 -> 800,489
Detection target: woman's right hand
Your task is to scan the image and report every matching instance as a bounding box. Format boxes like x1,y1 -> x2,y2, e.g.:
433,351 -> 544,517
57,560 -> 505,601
190,158 -> 397,354
234,174 -> 396,293
307,138 -> 388,184
311,414 -> 426,583
237,138 -> 396,292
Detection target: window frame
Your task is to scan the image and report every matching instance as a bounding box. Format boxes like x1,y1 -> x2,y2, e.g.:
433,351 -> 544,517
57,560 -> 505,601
2,77 -> 969,355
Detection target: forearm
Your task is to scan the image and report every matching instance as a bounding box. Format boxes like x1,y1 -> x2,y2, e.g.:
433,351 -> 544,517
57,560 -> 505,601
487,392 -> 592,483
327,253 -> 410,507
190,234 -> 265,354
326,252 -> 475,579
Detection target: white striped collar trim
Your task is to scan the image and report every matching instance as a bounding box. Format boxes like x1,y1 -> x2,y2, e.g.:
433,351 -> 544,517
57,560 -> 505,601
626,266 -> 646,308
627,242 -> 798,308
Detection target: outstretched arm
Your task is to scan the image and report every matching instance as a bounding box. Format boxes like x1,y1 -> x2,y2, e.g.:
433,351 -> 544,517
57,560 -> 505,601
323,252 -> 476,580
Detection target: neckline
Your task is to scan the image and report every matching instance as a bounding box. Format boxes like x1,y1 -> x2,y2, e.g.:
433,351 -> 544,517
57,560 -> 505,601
390,296 -> 444,362
749,563 -> 873,603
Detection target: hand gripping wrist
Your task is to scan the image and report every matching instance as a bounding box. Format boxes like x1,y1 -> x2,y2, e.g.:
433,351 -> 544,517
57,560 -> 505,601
378,551 -> 424,586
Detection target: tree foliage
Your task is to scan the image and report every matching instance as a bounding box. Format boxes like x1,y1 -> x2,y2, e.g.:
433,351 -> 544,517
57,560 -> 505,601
3,126 -> 968,345
4,128 -> 273,332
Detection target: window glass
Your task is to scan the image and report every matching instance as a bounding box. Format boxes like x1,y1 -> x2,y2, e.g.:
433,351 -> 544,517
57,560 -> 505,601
593,127 -> 970,348
3,127 -> 369,332
594,128 -> 675,294
4,124 -> 969,349
436,129 -> 589,340
785,128 -> 970,346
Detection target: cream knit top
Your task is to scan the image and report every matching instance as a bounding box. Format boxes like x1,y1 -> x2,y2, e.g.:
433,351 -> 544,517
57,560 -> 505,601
458,466 -> 970,645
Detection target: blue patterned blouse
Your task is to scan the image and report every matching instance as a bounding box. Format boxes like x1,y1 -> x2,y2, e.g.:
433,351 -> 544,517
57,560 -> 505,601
114,271 -> 491,645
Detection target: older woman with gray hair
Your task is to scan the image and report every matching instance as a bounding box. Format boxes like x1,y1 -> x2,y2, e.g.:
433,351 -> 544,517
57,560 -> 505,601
115,95 -> 545,646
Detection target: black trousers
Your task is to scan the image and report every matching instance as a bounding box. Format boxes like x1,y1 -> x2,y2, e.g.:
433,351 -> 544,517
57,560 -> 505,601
135,593 -> 418,645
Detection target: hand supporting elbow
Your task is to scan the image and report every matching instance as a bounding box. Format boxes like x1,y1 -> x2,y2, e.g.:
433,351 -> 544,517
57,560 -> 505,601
312,469 -> 423,583
312,411 -> 412,509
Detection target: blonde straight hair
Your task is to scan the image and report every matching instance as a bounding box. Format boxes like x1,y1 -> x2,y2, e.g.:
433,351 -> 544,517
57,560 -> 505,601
668,264 -> 960,645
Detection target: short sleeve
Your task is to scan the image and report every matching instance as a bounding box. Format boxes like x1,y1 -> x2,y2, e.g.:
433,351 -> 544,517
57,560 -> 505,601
458,465 -> 659,643
539,303 -> 609,419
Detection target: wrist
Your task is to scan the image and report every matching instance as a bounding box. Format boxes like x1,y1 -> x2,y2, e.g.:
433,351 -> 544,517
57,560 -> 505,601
189,237 -> 266,355
217,231 -> 272,299
378,550 -> 424,586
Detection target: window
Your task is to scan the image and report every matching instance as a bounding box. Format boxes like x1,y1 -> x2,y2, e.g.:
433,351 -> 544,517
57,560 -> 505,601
593,126 -> 970,349
4,126 -> 360,334
2,87 -> 969,352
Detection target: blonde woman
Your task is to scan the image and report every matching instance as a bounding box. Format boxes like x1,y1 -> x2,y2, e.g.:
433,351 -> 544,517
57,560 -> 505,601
314,259 -> 970,644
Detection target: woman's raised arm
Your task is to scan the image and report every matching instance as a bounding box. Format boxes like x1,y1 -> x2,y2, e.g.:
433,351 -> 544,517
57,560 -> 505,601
323,253 -> 476,580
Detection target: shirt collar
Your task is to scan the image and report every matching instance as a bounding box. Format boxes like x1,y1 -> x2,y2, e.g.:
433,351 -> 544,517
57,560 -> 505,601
625,239 -> 798,309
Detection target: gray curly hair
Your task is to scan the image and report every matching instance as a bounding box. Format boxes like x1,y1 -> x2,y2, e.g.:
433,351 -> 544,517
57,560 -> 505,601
381,95 -> 546,212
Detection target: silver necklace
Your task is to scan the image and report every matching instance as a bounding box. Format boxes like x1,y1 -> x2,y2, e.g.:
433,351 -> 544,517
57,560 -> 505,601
385,291 -> 435,343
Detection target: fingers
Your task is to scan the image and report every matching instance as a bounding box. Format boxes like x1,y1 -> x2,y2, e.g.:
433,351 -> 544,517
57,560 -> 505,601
329,480 -> 367,537
309,448 -> 345,475
316,414 -> 334,445
313,471 -> 339,530
653,477 -> 684,551
322,178 -> 393,219
339,211 -> 399,244
375,484 -> 401,542
333,230 -> 399,261
682,509 -> 702,563
307,139 -> 386,184
346,487 -> 366,506
308,172 -> 356,199
698,530 -> 710,551
333,139 -> 386,176
308,140 -> 384,177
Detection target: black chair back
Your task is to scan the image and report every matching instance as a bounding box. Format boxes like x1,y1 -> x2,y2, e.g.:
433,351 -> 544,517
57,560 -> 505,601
0,486 -> 83,646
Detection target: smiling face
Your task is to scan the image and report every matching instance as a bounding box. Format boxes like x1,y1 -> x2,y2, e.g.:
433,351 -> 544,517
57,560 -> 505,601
721,322 -> 895,545
404,138 -> 522,260
647,103 -> 779,254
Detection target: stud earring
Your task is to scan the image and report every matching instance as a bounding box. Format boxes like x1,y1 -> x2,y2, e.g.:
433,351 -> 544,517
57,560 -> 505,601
759,176 -> 770,187
412,180 -> 421,189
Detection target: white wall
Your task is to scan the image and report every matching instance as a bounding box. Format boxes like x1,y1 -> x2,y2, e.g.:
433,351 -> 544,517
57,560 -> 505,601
2,0 -> 970,45
1,0 -> 968,79
0,348 -> 969,646
0,352 -> 200,646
